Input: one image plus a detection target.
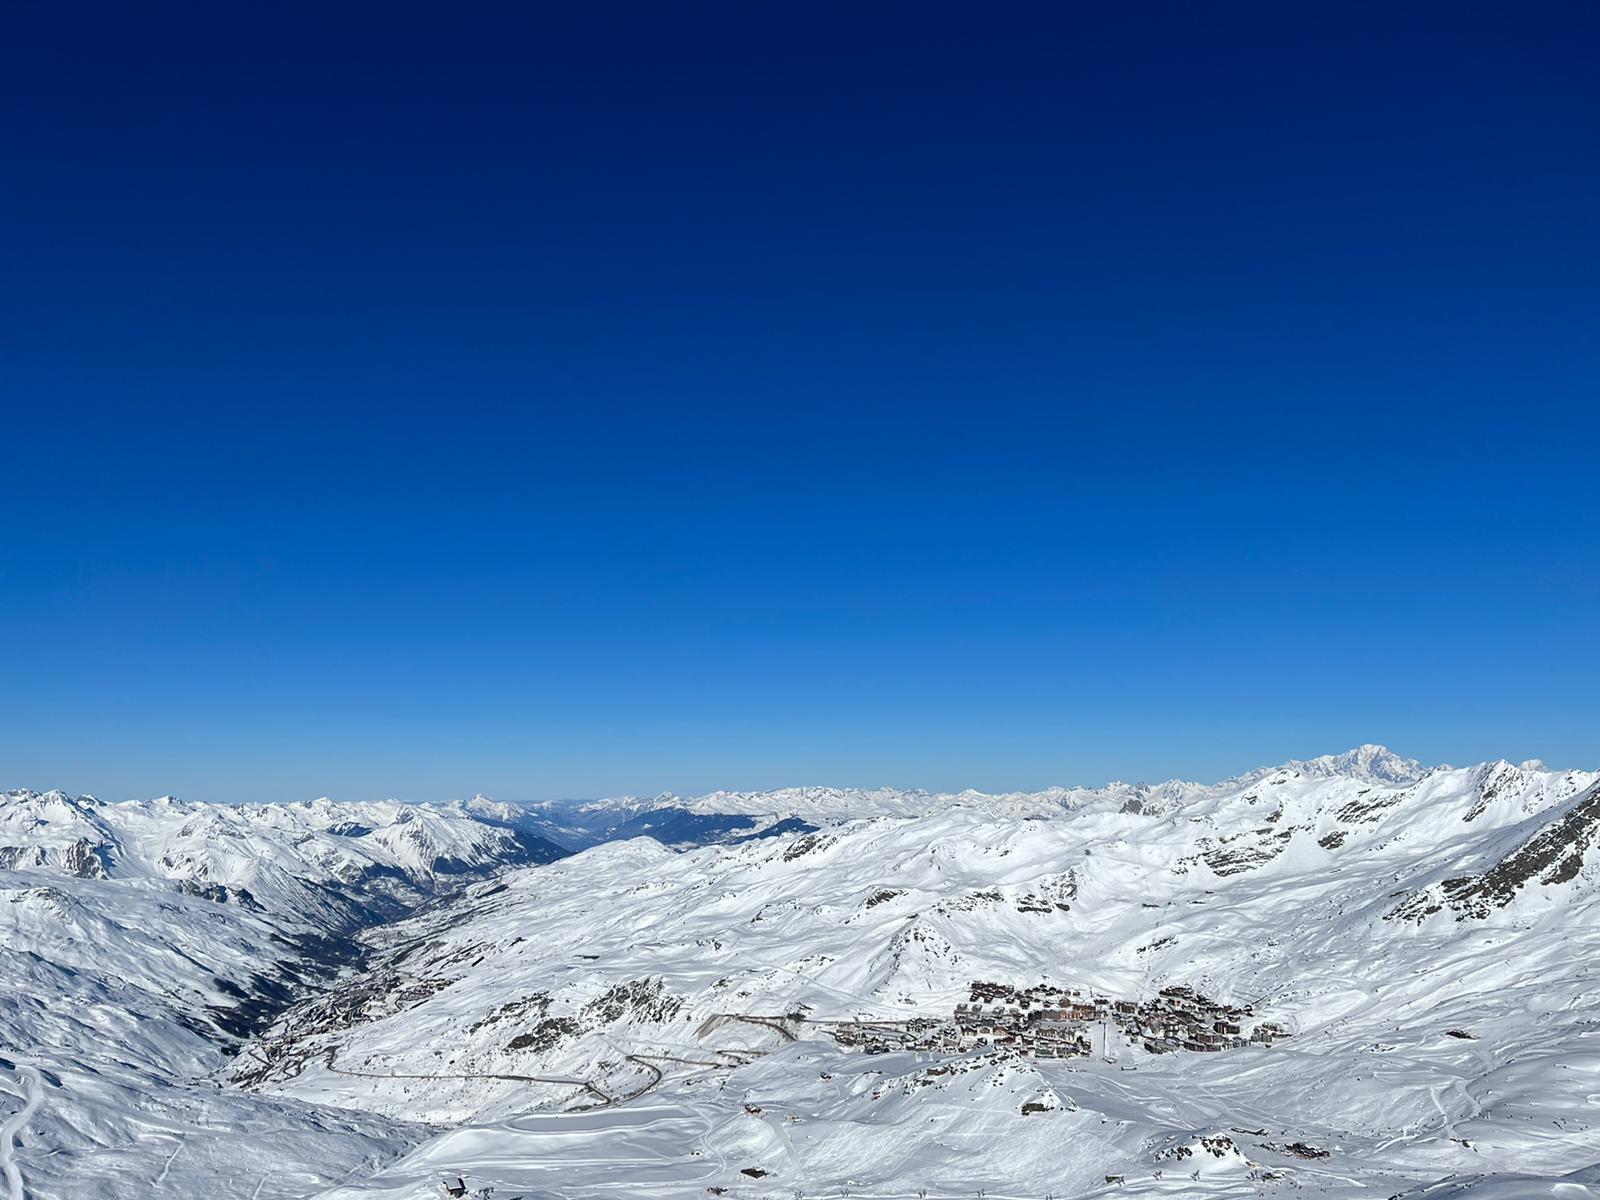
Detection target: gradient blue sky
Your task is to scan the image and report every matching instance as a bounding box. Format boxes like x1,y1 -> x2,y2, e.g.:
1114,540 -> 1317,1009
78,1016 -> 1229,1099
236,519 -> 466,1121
3,4 -> 1597,803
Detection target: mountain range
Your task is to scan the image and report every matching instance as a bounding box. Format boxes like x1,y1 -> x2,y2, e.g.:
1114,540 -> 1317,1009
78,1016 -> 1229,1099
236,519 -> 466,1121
3,747 -> 1599,1199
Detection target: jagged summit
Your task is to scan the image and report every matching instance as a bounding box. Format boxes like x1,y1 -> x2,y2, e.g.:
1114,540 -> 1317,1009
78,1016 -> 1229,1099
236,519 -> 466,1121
1255,743 -> 1434,785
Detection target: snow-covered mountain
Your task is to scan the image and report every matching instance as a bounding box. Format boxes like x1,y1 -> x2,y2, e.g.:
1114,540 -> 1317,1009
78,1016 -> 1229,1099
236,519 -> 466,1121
0,790 -> 567,1198
541,743 -> 1438,839
0,789 -> 567,922
6,749 -> 1600,1200
253,751 -> 1597,1198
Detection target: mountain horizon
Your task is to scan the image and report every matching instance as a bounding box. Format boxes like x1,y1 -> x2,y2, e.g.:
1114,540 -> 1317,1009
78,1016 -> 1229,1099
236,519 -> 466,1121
5,4 -> 1597,1197
6,744 -> 1600,1197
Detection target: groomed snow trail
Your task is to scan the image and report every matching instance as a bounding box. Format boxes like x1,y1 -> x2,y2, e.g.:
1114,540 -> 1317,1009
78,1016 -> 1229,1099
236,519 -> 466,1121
0,1065 -> 41,1200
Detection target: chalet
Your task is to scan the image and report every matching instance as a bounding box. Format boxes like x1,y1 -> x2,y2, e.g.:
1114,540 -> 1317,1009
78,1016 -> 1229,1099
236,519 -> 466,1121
442,1180 -> 467,1199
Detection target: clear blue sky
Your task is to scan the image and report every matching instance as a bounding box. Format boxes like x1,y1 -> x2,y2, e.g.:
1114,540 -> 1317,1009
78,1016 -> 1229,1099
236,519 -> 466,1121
3,4 -> 1597,802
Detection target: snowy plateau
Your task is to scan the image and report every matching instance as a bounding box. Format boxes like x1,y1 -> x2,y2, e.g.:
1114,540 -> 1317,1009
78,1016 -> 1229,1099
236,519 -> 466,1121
4,747 -> 1600,1200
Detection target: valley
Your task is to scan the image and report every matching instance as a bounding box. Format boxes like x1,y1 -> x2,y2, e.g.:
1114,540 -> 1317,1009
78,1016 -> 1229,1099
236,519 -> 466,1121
4,748 -> 1600,1198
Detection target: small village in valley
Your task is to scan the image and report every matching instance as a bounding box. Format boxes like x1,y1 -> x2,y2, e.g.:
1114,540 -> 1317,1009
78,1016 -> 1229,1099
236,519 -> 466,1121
826,981 -> 1289,1060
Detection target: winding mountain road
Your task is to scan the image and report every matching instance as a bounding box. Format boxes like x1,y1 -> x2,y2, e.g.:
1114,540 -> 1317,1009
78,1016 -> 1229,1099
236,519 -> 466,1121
0,1065 -> 41,1200
324,1054 -> 618,1109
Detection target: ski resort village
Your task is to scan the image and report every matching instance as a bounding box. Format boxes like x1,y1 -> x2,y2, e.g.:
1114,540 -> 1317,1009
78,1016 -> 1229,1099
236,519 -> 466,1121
825,982 -> 1287,1058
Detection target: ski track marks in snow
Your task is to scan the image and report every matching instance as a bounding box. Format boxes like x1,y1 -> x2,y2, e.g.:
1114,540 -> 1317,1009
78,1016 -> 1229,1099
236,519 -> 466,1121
0,1066 -> 41,1200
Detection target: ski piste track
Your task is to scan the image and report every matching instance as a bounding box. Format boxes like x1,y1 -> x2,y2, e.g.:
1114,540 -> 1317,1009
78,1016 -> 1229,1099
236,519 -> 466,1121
323,1042 -> 753,1113
0,1064 -> 41,1200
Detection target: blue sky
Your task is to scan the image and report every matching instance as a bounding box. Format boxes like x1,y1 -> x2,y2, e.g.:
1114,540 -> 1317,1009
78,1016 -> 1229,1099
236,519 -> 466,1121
3,4 -> 1597,802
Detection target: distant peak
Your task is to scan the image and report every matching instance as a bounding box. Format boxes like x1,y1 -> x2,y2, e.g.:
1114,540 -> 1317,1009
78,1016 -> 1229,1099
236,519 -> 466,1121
1280,744 -> 1431,785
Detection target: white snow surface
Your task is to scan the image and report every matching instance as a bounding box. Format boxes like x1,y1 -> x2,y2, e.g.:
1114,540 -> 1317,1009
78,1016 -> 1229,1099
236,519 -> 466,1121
0,790 -> 557,1198
0,789 -> 555,922
570,743 -> 1436,827
8,749 -> 1600,1200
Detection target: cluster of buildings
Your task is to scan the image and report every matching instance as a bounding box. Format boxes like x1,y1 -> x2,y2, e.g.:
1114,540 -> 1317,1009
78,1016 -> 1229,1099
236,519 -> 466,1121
1125,984 -> 1287,1054
826,981 -> 1288,1060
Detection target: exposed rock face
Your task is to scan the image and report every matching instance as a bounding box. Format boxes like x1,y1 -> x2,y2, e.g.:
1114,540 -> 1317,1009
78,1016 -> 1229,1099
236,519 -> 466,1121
1391,782 -> 1600,921
62,837 -> 111,878
0,837 -> 111,877
1200,825 -> 1296,876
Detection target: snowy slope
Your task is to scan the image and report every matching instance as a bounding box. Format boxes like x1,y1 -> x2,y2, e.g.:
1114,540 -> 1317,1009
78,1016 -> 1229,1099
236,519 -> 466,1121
9,751 -> 1600,1200
0,789 -> 567,923
221,750 -> 1600,1199
0,871 -> 425,1199
0,790 -> 569,1199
